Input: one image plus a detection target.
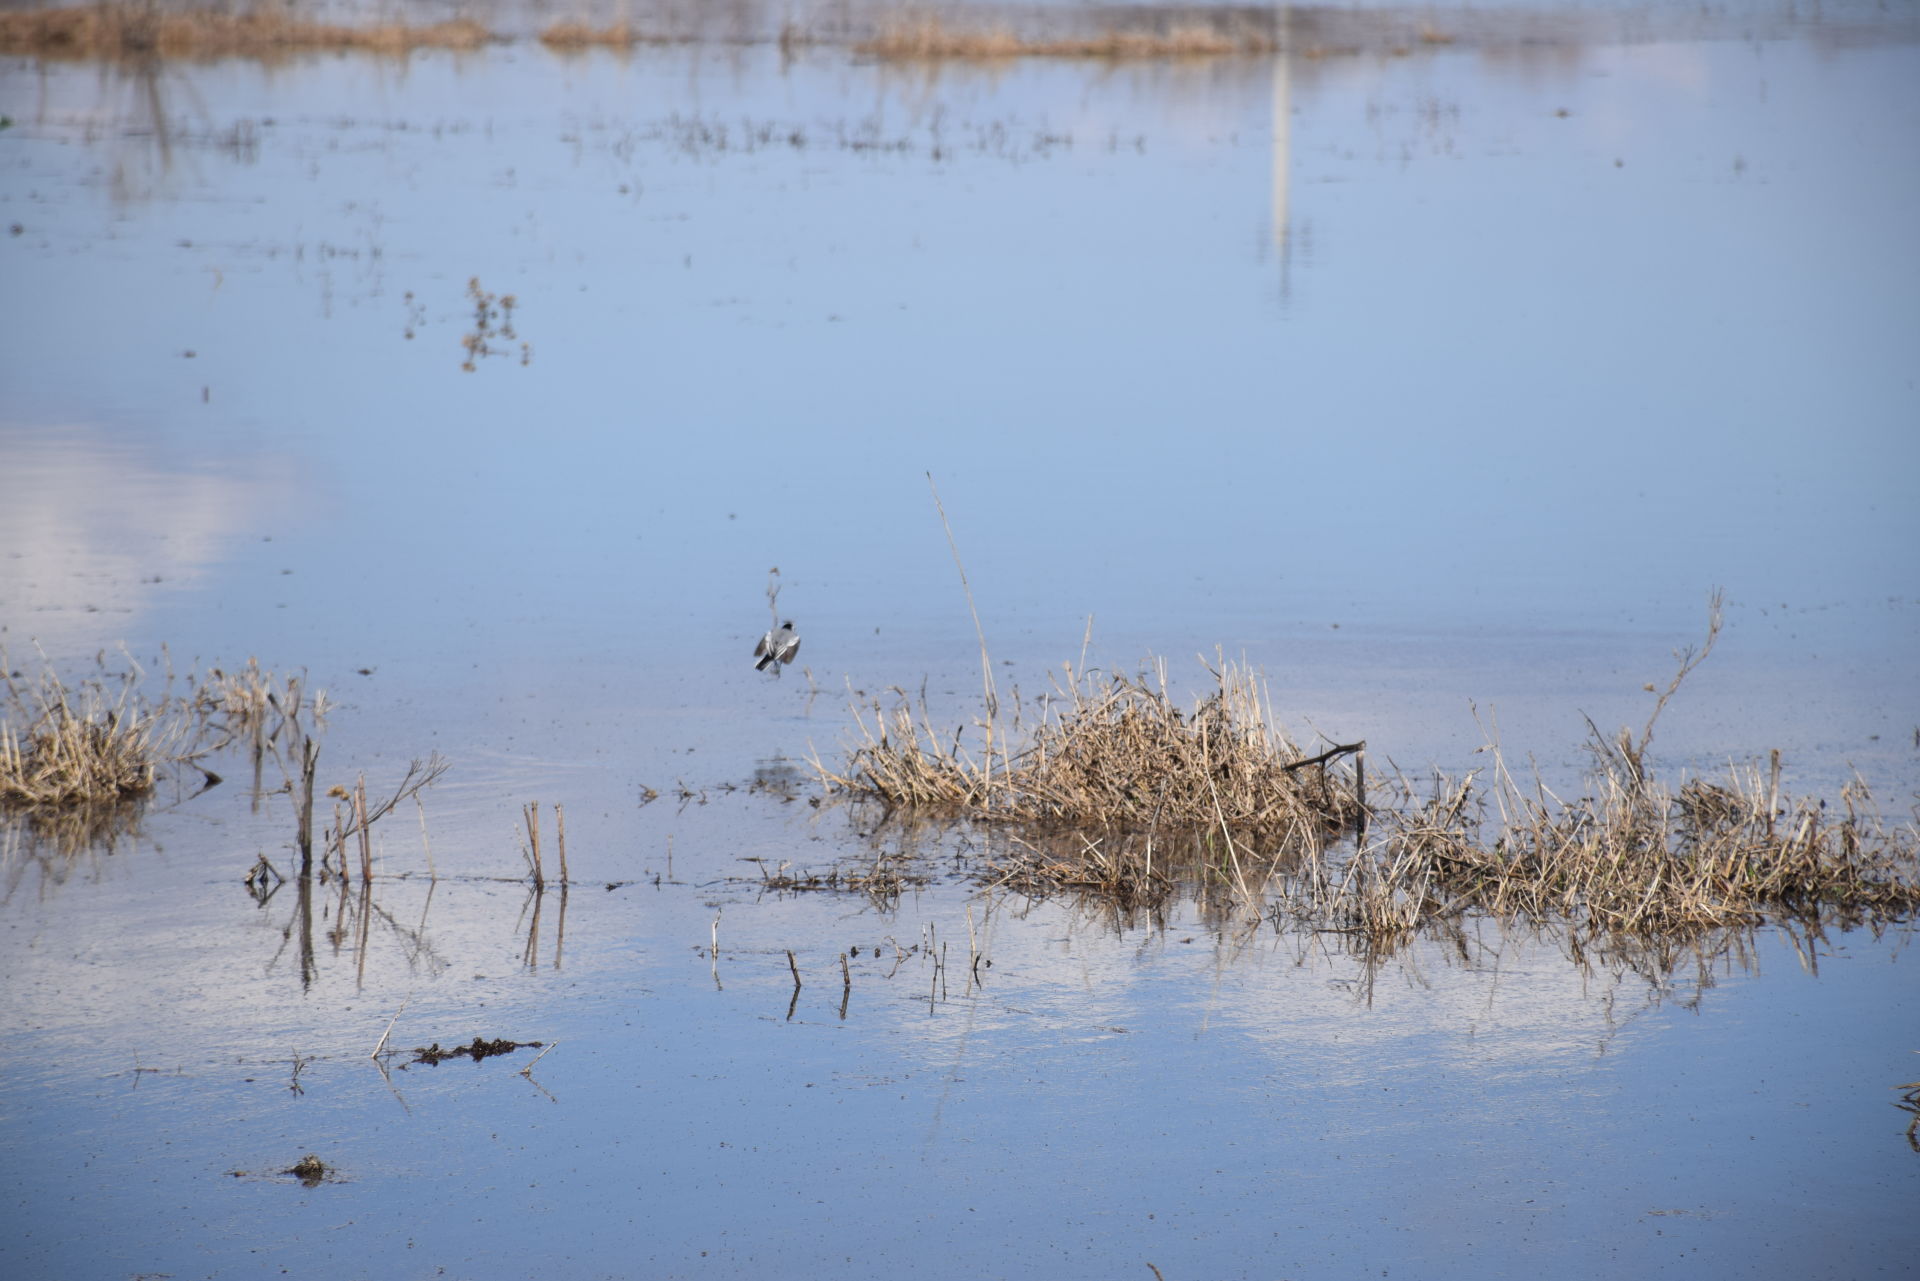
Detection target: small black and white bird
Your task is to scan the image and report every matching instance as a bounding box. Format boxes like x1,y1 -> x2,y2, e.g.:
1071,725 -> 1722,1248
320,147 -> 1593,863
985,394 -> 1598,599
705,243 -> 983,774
753,620 -> 801,672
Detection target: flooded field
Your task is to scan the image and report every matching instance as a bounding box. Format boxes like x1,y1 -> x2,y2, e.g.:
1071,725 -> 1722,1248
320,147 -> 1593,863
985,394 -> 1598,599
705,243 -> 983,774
3,2 -> 1918,1277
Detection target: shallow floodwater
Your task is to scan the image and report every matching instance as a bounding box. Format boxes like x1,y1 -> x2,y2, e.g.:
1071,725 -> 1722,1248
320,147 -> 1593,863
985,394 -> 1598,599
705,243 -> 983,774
2,2 -> 1918,1277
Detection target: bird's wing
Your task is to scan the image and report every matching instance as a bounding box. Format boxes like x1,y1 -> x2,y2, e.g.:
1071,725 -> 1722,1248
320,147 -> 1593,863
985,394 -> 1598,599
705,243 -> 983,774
780,636 -> 801,662
753,631 -> 772,658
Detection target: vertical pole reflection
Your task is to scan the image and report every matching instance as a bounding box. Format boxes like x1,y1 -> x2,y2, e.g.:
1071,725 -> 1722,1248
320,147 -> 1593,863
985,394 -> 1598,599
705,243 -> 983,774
1270,4 -> 1294,295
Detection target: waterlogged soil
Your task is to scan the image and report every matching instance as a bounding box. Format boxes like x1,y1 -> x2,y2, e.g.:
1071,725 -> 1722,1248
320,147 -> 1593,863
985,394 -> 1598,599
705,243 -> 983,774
3,3 -> 1919,1278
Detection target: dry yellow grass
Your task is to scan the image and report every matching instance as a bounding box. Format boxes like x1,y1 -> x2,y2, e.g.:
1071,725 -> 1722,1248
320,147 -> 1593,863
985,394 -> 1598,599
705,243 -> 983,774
827,599 -> 1920,955
0,4 -> 491,59
1,653 -> 316,812
856,15 -> 1277,60
538,20 -> 645,51
0,664 -> 171,807
820,658 -> 1363,839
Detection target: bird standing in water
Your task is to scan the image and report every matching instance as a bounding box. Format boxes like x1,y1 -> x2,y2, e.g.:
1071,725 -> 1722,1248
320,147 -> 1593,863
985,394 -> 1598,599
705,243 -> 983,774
754,621 -> 800,672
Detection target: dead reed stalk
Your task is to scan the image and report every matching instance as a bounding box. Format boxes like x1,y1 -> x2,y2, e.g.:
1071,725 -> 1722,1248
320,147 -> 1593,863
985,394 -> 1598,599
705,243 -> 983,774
523,801 -> 545,888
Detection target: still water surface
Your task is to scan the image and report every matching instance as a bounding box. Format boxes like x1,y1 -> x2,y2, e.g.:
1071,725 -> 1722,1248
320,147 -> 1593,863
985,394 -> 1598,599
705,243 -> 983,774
2,3 -> 1917,1277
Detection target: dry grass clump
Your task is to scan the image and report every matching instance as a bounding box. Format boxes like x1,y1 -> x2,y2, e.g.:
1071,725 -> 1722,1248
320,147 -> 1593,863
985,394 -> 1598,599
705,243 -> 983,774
837,595 -> 1920,963
0,4 -> 491,59
0,665 -> 177,808
856,14 -> 1276,60
821,659 -> 1364,840
1373,750 -> 1920,942
2,652 -> 318,849
193,657 -> 324,740
1353,592 -> 1919,944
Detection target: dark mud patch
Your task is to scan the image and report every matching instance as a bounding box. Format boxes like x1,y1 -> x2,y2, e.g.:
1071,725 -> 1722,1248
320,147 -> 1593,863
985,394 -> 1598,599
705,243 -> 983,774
226,1153 -> 340,1186
406,1036 -> 543,1067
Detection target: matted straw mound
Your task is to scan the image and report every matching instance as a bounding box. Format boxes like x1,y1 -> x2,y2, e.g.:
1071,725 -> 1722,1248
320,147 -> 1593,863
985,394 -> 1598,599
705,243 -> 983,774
0,669 -> 171,807
821,660 -> 1364,839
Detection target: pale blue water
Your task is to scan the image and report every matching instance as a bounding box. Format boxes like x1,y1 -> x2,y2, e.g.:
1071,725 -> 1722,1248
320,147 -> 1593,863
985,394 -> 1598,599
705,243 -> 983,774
2,5 -> 1917,1277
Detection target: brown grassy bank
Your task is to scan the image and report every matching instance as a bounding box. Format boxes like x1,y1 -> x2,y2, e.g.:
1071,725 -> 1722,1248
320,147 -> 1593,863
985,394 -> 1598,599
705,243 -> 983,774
0,4 -> 490,59
0,1 -> 1290,61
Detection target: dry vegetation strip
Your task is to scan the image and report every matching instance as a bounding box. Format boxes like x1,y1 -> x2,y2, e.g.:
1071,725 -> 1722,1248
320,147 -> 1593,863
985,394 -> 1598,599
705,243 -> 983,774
0,3 -> 1284,60
821,602 -> 1920,949
854,15 -> 1278,59
537,21 -> 658,51
0,4 -> 490,58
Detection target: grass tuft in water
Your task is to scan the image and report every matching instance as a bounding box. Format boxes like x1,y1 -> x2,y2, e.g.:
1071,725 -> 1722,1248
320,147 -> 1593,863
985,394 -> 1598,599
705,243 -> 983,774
0,662 -> 174,808
820,656 -> 1362,839
827,595 -> 1920,952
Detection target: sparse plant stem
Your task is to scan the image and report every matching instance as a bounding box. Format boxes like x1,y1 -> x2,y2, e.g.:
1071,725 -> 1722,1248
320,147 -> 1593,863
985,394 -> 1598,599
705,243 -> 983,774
415,794 -> 435,880
1767,748 -> 1781,839
297,740 -> 318,873
354,775 -> 373,882
371,993 -> 411,1058
524,801 -> 545,888
927,473 -> 999,793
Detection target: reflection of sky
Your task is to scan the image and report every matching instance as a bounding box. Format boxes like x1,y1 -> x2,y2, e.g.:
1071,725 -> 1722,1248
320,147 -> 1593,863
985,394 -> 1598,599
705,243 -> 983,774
2,30 -> 1914,799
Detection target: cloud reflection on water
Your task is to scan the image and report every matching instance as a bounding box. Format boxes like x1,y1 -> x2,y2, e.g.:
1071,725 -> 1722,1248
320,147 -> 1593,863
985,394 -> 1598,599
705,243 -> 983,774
0,425 -> 303,658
